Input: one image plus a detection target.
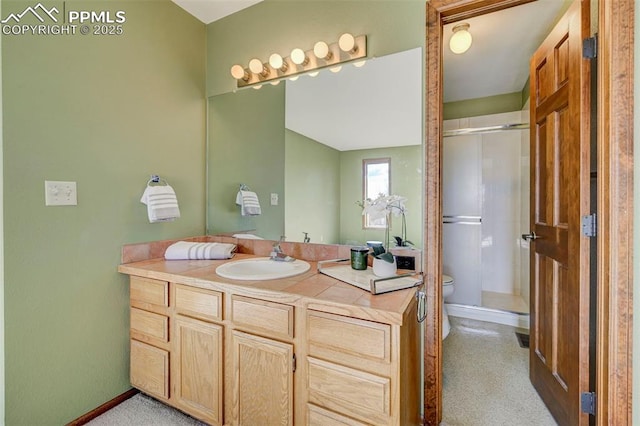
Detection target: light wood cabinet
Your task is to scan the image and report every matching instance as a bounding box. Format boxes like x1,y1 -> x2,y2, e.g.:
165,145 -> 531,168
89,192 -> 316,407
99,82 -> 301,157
230,330 -> 294,425
172,315 -> 223,425
125,271 -> 420,425
130,339 -> 169,400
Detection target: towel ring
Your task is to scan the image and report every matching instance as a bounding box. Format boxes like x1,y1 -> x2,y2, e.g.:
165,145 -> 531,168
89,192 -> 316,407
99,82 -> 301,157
239,183 -> 250,191
148,175 -> 169,186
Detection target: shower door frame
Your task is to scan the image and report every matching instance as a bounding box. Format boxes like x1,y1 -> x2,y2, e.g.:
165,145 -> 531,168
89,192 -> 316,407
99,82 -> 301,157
422,0 -> 634,425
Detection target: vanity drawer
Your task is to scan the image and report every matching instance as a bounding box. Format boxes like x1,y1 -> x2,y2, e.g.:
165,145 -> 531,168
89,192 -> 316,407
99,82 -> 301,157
130,340 -> 169,400
307,357 -> 390,426
130,308 -> 169,345
231,295 -> 293,340
307,310 -> 391,366
307,404 -> 369,426
174,284 -> 222,323
130,276 -> 168,310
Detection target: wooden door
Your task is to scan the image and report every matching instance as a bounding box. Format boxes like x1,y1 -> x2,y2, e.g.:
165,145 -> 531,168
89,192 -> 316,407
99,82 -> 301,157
528,0 -> 591,424
231,330 -> 294,425
173,315 -> 224,425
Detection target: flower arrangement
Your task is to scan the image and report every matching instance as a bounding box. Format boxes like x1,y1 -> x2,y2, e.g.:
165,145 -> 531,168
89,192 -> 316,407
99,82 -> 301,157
357,194 -> 412,263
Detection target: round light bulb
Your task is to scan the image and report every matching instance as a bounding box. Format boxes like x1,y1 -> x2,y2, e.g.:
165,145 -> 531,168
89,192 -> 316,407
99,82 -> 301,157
249,58 -> 265,74
313,41 -> 331,59
353,60 -> 367,68
449,23 -> 472,54
291,48 -> 308,65
309,71 -> 319,77
269,53 -> 284,69
330,65 -> 342,73
252,85 -> 262,90
270,80 -> 281,86
230,64 -> 247,80
338,33 -> 356,53
289,76 -> 299,81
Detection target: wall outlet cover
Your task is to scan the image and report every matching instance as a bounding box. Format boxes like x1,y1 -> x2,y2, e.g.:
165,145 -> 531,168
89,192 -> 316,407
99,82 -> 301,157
45,181 -> 77,206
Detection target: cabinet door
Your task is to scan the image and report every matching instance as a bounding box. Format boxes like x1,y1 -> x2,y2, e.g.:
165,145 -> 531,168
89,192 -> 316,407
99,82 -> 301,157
130,340 -> 169,400
173,315 -> 223,426
231,330 -> 294,426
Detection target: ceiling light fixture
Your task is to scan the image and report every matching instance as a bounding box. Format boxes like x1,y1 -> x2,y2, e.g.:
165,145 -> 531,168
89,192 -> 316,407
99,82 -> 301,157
449,23 -> 472,54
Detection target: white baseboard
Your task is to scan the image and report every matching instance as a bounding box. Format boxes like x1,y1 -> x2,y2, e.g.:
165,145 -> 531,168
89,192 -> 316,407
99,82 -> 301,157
446,303 -> 530,329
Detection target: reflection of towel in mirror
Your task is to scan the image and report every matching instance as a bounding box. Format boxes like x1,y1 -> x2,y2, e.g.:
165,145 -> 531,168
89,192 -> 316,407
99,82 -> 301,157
235,190 -> 261,216
164,241 -> 237,260
232,233 -> 263,240
140,185 -> 181,223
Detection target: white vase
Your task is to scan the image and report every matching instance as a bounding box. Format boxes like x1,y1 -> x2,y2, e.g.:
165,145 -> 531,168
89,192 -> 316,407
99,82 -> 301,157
372,257 -> 397,278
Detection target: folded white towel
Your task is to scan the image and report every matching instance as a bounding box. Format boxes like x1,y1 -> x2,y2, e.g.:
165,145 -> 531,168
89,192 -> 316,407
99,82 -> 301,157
235,190 -> 262,216
140,184 -> 181,223
232,233 -> 264,240
164,241 -> 237,260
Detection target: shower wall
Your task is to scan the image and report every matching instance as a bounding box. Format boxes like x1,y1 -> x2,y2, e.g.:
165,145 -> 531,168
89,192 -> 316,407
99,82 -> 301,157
443,111 -> 530,309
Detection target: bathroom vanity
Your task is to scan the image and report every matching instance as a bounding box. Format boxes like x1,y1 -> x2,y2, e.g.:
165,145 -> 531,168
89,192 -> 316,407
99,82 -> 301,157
118,252 -> 421,426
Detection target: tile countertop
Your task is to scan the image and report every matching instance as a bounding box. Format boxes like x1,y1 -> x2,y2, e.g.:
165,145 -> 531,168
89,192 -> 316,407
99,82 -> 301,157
118,253 -> 421,326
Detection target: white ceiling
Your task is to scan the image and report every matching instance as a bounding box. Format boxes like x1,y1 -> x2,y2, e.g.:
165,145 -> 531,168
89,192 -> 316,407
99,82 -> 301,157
171,0 -> 262,24
285,48 -> 422,152
443,0 -> 566,102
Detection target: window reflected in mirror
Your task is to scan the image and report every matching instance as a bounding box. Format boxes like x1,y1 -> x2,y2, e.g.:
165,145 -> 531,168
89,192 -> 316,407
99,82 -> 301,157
363,158 -> 390,229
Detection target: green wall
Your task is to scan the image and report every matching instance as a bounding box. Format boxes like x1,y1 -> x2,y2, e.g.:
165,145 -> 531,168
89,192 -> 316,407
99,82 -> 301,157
443,91 -> 525,120
208,85 -> 285,240
285,129 -> 340,244
206,0 -> 425,97
340,145 -> 423,247
2,1 -> 206,423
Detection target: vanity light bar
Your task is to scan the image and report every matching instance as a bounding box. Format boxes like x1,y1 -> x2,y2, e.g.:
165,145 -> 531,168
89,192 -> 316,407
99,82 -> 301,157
230,34 -> 367,88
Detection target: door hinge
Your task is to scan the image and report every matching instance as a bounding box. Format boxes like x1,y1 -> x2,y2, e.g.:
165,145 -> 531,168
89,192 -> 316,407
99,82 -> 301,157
582,214 -> 597,237
581,391 -> 596,415
583,35 -> 598,59
292,354 -> 296,373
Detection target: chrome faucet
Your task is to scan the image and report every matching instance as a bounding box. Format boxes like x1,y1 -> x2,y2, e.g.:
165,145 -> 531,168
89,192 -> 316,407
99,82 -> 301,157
270,236 -> 294,261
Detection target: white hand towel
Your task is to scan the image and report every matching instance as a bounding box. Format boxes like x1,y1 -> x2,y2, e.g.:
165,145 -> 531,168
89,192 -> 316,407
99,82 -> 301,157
164,241 -> 237,260
140,185 -> 181,223
235,190 -> 262,216
232,233 -> 264,240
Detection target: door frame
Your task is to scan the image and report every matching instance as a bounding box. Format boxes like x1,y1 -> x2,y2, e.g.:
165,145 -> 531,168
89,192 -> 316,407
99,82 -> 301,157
422,1 -> 634,425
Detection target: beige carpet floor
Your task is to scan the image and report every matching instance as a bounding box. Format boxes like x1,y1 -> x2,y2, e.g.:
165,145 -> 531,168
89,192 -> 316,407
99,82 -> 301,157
441,316 -> 557,426
86,393 -> 205,426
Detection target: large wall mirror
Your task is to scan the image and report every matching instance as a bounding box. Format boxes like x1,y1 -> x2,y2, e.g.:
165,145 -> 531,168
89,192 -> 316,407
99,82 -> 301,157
207,47 -> 423,247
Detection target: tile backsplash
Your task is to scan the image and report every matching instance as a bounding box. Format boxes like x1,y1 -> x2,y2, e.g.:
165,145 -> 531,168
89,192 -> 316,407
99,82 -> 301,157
121,235 -> 422,272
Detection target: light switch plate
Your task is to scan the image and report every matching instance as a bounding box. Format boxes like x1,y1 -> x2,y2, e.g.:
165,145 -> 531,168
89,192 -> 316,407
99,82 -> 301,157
270,193 -> 278,206
45,181 -> 77,206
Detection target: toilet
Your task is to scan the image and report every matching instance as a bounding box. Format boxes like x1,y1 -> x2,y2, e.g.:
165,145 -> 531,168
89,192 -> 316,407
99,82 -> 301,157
442,274 -> 455,339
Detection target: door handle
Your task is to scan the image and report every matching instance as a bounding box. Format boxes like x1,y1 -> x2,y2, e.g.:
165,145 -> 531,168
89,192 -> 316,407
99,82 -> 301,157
521,232 -> 540,241
416,290 -> 426,323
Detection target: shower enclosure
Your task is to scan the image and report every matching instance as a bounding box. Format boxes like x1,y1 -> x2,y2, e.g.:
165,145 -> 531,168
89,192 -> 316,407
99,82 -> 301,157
442,110 -> 530,326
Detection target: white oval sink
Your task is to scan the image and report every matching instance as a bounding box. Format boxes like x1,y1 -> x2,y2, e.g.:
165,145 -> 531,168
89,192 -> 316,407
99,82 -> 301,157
215,257 -> 311,281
